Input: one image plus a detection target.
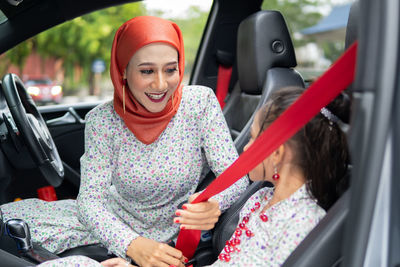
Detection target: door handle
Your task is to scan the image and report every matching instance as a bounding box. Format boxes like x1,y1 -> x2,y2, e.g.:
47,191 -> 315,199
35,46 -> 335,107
46,107 -> 85,126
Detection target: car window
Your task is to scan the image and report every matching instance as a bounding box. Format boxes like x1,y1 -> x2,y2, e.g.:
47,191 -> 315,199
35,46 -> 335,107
0,1 -> 211,106
0,8 -> 7,25
262,1 -> 352,84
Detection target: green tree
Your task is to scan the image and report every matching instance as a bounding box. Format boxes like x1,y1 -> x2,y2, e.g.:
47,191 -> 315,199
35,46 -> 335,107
5,39 -> 33,75
262,0 -> 329,47
171,6 -> 210,76
321,41 -> 345,62
0,55 -> 10,78
35,2 -> 146,94
263,0 -> 347,66
3,2 -> 146,94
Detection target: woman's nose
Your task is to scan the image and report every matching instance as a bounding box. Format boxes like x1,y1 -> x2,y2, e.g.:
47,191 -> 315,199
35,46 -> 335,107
151,72 -> 168,90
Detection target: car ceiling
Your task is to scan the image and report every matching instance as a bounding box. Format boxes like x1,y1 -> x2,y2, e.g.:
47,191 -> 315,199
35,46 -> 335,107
0,0 -> 139,54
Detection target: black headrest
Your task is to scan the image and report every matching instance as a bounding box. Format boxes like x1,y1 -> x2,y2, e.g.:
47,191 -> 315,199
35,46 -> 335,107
345,1 -> 359,49
237,10 -> 297,95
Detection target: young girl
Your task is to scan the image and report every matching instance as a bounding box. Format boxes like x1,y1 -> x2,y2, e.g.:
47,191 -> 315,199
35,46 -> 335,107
37,86 -> 350,266
209,86 -> 350,266
2,16 -> 248,267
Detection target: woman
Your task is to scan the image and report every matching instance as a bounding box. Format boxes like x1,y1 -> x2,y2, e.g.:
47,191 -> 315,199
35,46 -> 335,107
2,16 -> 248,267
37,86 -> 350,267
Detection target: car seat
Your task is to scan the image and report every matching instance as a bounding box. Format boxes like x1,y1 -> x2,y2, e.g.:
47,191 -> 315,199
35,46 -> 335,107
223,10 -> 304,154
196,9 -> 305,193
191,10 -> 307,266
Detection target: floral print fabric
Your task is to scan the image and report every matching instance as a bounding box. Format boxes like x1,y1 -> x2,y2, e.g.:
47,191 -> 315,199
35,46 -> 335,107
35,185 -> 325,267
1,85 -> 248,260
37,255 -> 103,267
209,184 -> 326,267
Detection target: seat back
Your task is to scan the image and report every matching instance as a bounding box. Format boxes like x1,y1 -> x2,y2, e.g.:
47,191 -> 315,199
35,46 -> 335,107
234,67 -> 305,152
206,11 -> 307,259
196,10 -> 304,191
223,10 -> 304,153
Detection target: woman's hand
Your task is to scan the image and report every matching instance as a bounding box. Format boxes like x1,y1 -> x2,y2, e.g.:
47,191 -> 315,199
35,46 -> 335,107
101,257 -> 137,267
126,237 -> 186,267
174,193 -> 221,230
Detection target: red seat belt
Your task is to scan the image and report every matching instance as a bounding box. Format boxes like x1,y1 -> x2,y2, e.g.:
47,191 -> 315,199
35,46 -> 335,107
215,65 -> 233,109
176,42 -> 358,259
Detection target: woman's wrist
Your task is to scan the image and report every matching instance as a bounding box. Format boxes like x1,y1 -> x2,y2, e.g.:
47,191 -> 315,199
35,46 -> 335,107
126,236 -> 142,261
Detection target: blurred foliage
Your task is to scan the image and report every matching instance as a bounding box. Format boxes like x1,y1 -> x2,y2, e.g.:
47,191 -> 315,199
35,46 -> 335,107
2,0 -> 345,93
0,55 -> 10,76
4,39 -> 33,75
36,3 -> 145,93
2,2 -> 210,93
3,2 -> 145,94
169,6 -> 209,76
262,0 -> 344,65
262,0 -> 328,47
321,40 -> 345,62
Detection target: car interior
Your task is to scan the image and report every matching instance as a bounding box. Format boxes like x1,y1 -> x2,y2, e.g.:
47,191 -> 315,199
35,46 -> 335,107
0,0 -> 398,266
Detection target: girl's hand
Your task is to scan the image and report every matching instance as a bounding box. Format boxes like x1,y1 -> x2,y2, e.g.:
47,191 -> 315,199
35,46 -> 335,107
174,193 -> 221,230
126,237 -> 186,267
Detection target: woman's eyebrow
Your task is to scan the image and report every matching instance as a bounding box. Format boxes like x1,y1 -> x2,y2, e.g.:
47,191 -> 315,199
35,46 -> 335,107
137,61 -> 178,67
137,62 -> 154,67
165,61 -> 178,66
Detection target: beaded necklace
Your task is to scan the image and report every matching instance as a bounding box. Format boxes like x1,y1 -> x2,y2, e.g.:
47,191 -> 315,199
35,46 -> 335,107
218,194 -> 270,263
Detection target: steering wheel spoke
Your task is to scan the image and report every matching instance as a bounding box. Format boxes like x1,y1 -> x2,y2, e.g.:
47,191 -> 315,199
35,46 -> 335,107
1,73 -> 64,187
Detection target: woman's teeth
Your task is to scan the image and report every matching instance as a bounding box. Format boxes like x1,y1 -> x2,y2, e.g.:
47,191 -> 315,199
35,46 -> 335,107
145,92 -> 167,100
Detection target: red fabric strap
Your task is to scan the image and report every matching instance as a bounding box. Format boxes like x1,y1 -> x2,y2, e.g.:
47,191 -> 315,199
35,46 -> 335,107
176,42 -> 358,259
215,65 -> 233,109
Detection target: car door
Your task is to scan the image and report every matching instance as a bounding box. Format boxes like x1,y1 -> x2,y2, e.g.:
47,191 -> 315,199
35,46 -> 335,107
342,0 -> 400,266
39,102 -> 104,187
281,0 -> 400,266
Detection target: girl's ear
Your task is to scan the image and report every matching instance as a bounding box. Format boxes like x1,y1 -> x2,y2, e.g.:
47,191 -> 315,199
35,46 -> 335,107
271,144 -> 285,166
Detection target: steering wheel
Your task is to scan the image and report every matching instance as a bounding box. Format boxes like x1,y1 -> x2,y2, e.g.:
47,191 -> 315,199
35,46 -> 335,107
1,73 -> 64,187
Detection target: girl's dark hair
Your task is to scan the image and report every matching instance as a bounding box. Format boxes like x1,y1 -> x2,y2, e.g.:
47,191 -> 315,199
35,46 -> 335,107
257,87 -> 350,210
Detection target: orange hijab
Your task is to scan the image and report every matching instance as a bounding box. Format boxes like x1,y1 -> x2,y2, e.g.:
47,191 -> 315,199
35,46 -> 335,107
111,16 -> 184,144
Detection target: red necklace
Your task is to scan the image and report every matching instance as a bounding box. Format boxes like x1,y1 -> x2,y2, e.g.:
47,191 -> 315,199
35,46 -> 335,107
218,195 -> 269,262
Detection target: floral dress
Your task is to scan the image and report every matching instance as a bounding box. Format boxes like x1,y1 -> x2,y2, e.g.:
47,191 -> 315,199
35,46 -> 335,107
208,184 -> 326,267
37,255 -> 103,267
1,85 -> 249,259
36,184 -> 325,267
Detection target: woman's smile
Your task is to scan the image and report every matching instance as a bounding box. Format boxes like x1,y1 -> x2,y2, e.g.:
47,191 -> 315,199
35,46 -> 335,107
145,91 -> 168,102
